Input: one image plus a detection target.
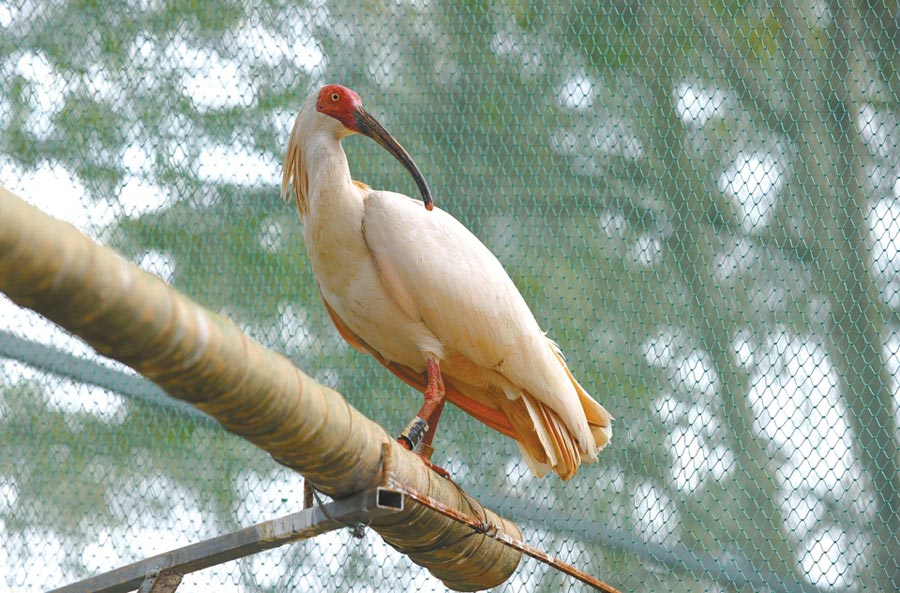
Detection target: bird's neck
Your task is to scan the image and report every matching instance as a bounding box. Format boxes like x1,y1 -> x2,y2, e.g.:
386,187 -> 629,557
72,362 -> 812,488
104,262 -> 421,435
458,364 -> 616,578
301,133 -> 367,250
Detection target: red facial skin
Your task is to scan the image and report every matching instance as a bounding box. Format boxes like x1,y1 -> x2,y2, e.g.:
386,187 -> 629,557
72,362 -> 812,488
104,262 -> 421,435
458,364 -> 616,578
312,83 -> 434,210
316,84 -> 363,132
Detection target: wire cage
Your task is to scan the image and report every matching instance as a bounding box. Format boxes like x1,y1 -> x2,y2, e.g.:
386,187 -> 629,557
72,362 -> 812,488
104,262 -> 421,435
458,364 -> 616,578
1,1 -> 899,592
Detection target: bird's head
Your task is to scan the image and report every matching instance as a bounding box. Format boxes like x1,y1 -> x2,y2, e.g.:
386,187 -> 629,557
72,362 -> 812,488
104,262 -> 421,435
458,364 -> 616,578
315,84 -> 433,211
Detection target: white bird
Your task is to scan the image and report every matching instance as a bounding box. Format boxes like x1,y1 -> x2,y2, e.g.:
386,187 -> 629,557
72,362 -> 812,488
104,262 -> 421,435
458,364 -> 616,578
282,84 -> 611,480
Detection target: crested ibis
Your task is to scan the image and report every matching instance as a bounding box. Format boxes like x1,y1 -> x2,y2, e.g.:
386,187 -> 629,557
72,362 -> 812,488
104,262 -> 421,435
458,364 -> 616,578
282,84 -> 612,480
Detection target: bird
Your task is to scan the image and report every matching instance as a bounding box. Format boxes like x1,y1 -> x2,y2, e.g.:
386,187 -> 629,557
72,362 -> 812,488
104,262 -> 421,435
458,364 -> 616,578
282,83 -> 611,480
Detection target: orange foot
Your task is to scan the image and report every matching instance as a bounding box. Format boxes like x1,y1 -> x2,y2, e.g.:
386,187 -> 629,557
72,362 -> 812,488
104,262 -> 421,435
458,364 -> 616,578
396,437 -> 451,479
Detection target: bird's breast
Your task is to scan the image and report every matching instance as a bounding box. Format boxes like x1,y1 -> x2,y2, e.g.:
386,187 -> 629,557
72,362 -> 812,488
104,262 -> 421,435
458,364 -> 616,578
301,202 -> 441,369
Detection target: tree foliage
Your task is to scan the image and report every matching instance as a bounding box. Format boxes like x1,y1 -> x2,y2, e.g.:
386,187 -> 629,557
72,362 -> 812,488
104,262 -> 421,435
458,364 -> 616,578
1,1 -> 899,591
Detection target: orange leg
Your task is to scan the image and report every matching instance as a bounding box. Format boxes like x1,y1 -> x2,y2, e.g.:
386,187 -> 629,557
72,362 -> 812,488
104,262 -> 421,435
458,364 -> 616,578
397,359 -> 450,478
421,398 -> 445,450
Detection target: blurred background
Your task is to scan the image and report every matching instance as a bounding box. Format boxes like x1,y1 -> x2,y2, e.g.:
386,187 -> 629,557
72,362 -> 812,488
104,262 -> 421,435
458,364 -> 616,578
1,1 -> 899,591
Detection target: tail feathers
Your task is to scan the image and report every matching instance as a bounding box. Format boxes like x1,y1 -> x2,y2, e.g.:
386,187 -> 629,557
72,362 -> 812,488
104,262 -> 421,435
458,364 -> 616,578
551,345 -> 613,454
497,396 -> 551,476
505,342 -> 613,479
497,393 -> 582,480
515,441 -> 552,478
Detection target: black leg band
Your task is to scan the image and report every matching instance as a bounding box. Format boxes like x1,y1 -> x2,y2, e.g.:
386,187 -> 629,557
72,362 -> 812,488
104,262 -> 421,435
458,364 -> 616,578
398,416 -> 429,451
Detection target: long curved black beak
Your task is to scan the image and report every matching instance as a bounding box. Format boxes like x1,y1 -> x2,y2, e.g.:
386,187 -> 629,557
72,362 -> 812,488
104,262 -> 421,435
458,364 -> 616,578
354,107 -> 434,211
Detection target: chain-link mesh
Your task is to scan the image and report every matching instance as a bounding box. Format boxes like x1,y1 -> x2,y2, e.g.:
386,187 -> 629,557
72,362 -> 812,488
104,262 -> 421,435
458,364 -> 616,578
2,1 -> 899,591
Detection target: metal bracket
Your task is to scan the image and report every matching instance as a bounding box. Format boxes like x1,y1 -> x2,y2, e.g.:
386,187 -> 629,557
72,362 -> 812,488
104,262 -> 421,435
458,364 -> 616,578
136,571 -> 182,593
47,487 -> 403,593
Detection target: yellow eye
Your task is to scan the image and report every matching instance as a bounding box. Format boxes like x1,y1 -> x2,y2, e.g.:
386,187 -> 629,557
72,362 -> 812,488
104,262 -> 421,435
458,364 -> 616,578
331,93 -> 340,101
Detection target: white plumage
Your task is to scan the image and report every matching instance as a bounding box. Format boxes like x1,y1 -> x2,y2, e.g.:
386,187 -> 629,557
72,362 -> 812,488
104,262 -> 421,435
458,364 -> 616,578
283,84 -> 611,479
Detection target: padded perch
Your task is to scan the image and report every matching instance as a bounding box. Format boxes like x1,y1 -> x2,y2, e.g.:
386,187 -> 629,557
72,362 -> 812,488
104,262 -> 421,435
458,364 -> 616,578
0,186 -> 521,591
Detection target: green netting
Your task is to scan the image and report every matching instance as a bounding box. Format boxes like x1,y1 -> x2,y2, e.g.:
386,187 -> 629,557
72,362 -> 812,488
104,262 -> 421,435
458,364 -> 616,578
1,1 -> 899,591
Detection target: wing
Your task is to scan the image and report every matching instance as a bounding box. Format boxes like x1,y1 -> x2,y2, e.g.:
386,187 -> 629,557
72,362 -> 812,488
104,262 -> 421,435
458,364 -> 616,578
360,191 -> 601,459
322,286 -> 579,478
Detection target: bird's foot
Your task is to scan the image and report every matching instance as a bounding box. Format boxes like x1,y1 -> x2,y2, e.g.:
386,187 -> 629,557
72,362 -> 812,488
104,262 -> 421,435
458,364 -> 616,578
419,455 -> 451,479
395,435 -> 451,479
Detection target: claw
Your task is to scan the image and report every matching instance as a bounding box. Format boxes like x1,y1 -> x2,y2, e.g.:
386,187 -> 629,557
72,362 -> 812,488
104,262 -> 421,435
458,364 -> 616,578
394,437 -> 450,478
421,456 -> 451,479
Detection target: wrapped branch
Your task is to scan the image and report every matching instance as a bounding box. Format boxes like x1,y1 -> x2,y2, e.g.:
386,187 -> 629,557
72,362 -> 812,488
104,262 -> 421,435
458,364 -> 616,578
0,186 -> 521,592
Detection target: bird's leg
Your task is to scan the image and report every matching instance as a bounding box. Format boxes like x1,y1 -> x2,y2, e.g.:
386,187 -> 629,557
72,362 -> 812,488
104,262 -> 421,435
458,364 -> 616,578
398,359 -> 445,449
397,358 -> 450,478
419,397 -> 445,458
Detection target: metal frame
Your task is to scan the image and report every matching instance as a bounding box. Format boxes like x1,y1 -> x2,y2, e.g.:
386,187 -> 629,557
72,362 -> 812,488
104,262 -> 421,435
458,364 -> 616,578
46,487 -> 404,593
6,329 -> 828,593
